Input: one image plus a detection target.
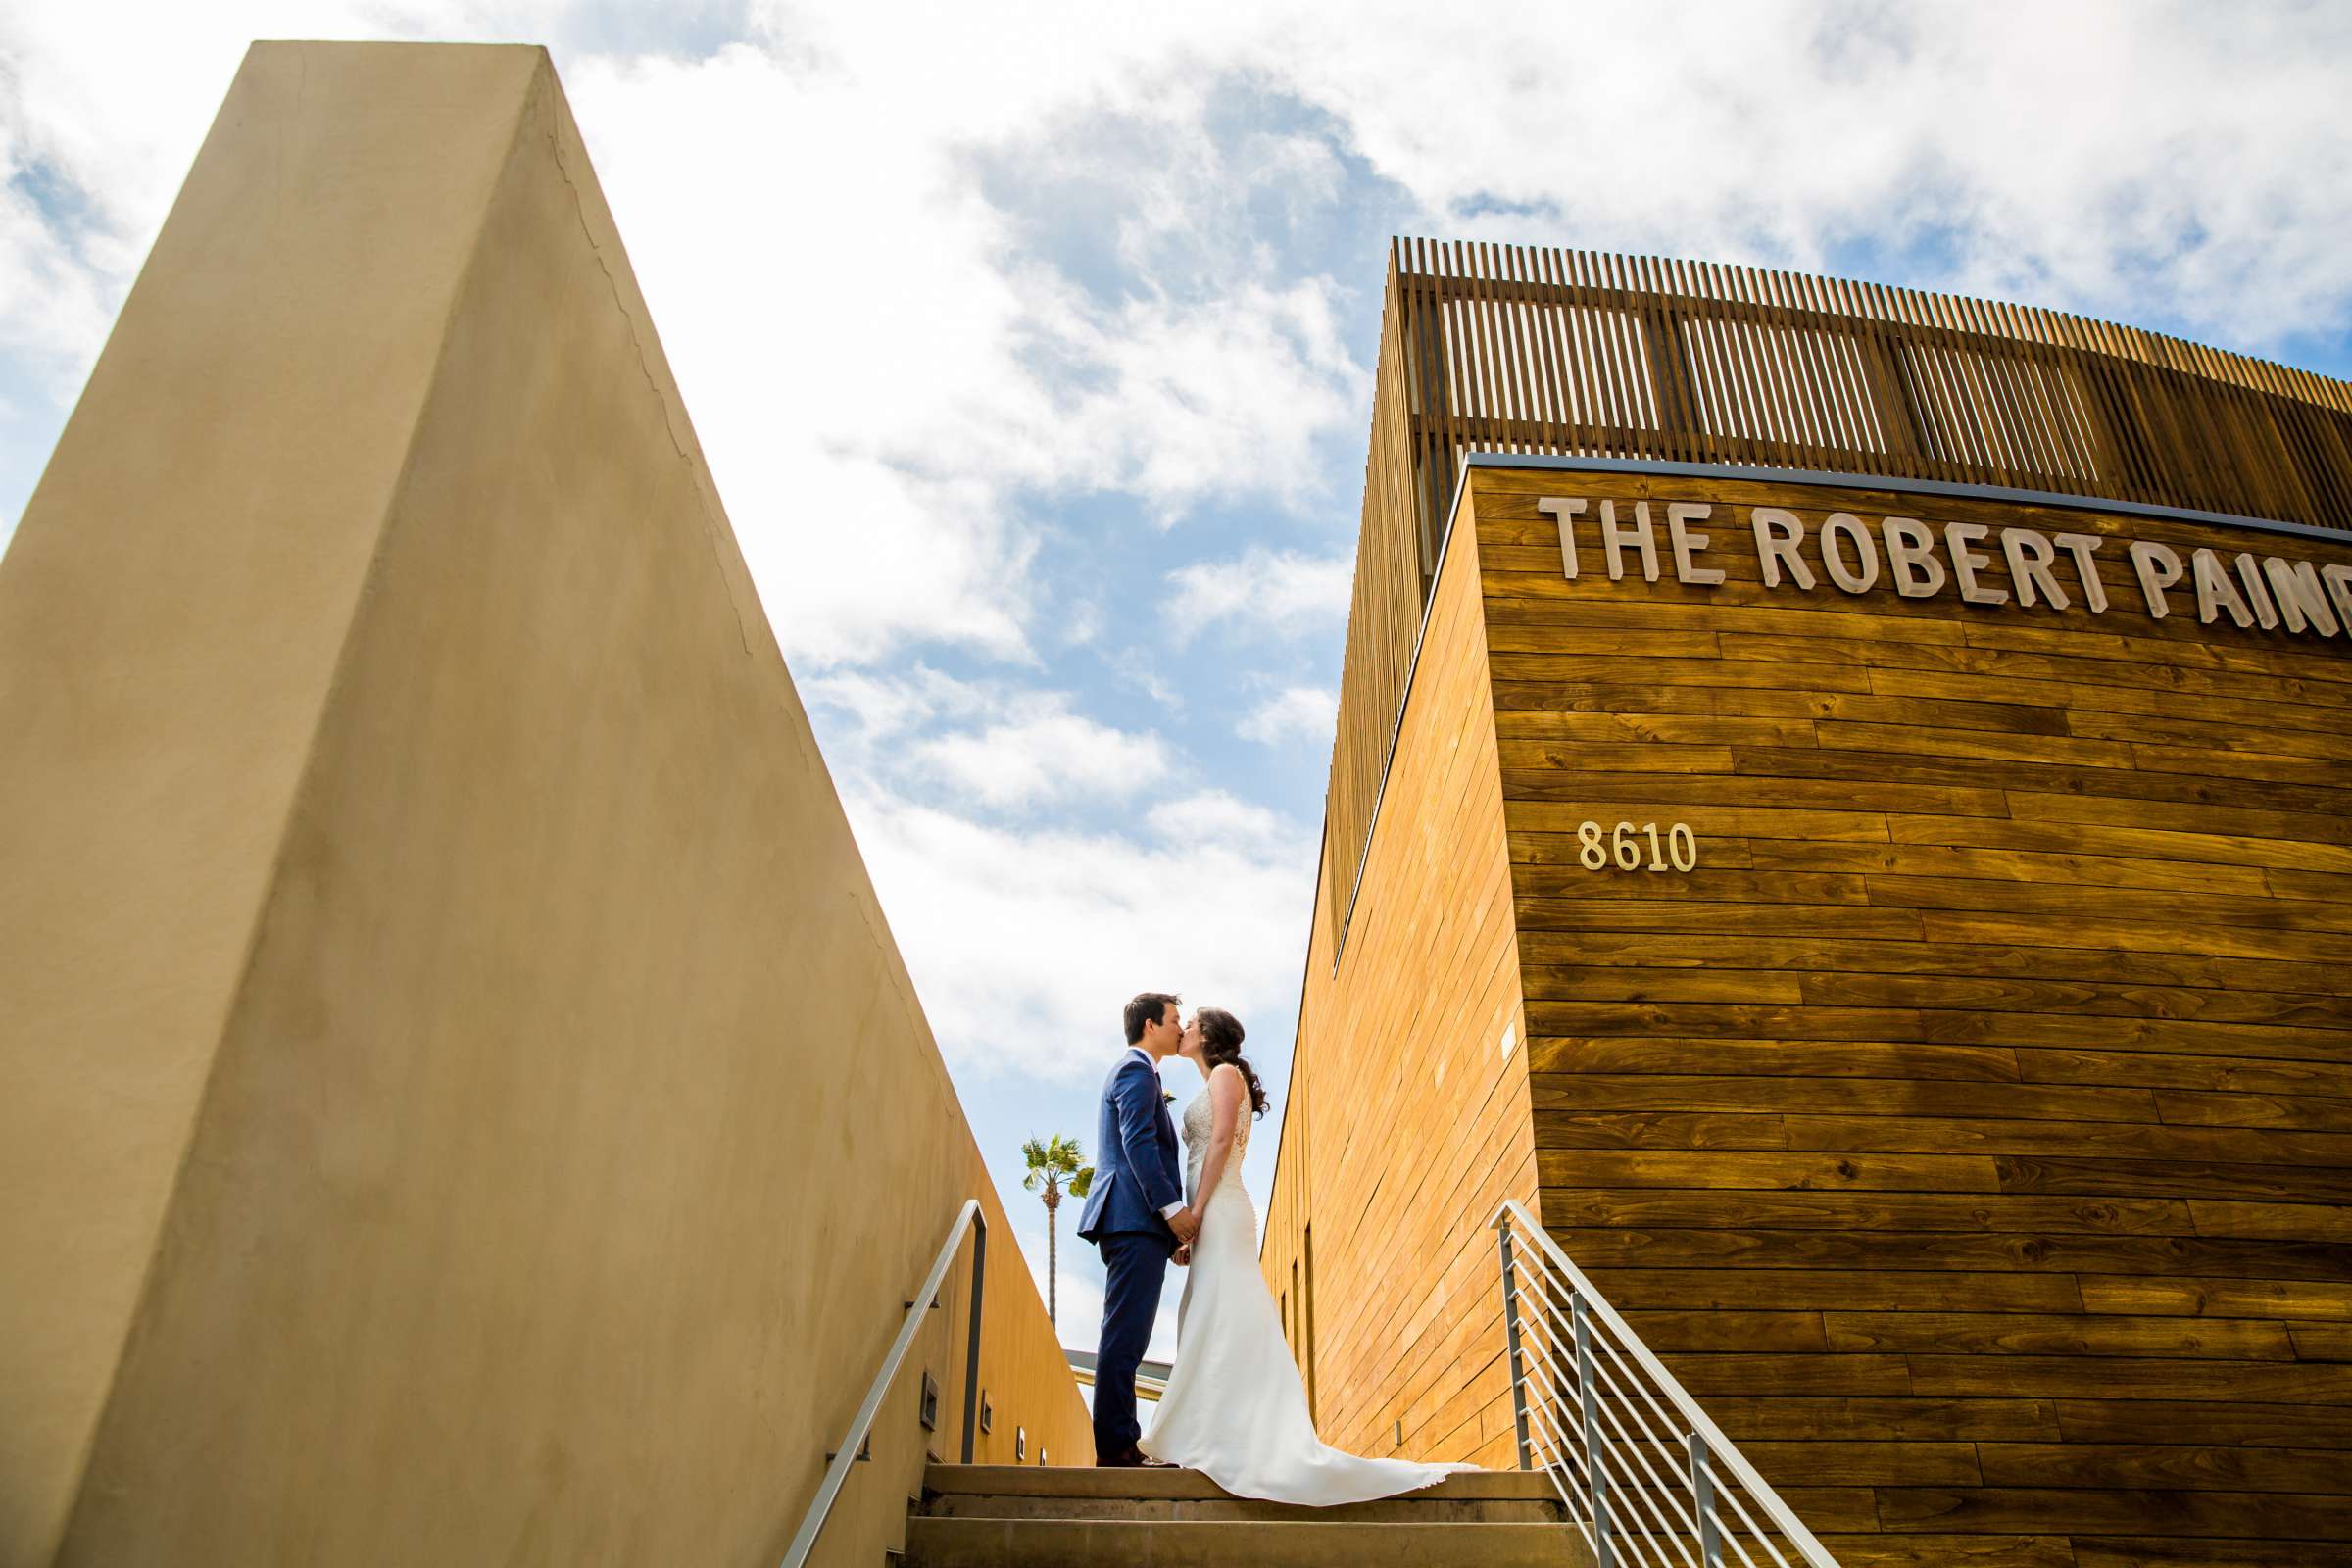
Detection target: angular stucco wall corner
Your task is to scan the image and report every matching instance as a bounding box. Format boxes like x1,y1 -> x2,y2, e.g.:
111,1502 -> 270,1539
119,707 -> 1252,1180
2,41 -> 1084,1568
0,41 -> 548,1568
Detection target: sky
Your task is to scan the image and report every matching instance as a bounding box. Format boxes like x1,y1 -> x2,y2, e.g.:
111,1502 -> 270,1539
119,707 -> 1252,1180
6,0 -> 2351,1366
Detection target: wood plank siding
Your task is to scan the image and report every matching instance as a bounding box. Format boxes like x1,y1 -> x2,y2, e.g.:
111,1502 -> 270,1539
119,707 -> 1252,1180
1326,242 -> 2352,963
1259,491 -> 1536,1470
1274,238 -> 2352,1565
1489,464 -> 2352,1567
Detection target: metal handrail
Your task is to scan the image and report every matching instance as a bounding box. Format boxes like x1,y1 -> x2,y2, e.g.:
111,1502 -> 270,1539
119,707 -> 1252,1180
779,1199 -> 987,1568
1493,1199 -> 1839,1568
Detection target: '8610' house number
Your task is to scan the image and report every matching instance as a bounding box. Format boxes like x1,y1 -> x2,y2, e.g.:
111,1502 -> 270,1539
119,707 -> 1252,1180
1577,820 -> 1698,873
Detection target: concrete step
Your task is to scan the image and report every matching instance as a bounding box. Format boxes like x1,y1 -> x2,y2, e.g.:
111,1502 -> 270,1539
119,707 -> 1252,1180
922,1464 -> 1559,1506
922,1490 -> 1567,1524
919,1464 -> 1566,1522
903,1517 -> 1594,1568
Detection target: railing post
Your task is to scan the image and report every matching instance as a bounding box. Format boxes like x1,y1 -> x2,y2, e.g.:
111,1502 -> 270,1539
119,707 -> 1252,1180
1690,1428 -> 1722,1568
1497,1221 -> 1534,1471
960,1212 -> 986,1465
1574,1294 -> 1612,1568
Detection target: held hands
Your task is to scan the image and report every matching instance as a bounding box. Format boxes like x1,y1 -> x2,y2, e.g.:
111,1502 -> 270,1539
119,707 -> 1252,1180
1170,1205 -> 1202,1267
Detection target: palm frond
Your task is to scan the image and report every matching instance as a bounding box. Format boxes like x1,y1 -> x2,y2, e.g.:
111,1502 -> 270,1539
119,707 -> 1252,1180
1021,1134 -> 1089,1196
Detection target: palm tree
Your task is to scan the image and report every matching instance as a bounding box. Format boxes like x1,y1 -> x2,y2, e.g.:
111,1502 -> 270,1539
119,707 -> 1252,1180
1020,1135 -> 1094,1327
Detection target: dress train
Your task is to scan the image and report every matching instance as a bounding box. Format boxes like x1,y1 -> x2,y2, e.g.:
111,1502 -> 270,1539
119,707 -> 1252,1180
1139,1085 -> 1469,1503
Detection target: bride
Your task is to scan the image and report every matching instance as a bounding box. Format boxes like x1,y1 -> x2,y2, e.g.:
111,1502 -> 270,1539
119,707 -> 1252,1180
1139,1007 -> 1470,1502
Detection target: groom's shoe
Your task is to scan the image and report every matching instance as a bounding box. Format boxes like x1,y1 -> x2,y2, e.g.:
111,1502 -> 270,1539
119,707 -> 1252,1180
1099,1449 -> 1176,1469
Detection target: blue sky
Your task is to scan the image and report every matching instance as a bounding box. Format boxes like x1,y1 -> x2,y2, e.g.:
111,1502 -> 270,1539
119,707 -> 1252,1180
6,0 -> 2350,1360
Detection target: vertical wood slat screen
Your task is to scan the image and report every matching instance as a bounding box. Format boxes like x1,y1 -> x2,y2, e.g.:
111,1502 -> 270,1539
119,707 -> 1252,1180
1324,237 -> 2352,956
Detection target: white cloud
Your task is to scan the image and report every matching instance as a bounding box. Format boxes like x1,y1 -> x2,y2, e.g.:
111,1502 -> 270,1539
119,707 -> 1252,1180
1236,687 -> 1337,748
1110,652 -> 1185,711
1168,549 -> 1353,647
844,788 -> 1315,1083
1145,790 -> 1288,847
561,33 -> 1369,667
10,1 -> 2351,622
0,2 -> 1377,656
797,672 -> 1314,1084
803,666 -> 1177,809
1034,278 -> 1364,523
0,184 -> 116,399
798,664 -> 977,744
915,709 -> 1172,809
1266,1 -> 2352,348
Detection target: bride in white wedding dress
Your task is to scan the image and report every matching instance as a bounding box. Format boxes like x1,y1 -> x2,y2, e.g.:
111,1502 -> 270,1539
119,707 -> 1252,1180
1139,1007 -> 1470,1502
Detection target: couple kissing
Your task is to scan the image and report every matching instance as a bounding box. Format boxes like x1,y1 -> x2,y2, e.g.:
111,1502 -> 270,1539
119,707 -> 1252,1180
1075,991 -> 1471,1504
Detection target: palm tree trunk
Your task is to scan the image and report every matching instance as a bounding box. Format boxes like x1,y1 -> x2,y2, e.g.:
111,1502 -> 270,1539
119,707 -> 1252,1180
1047,1194 -> 1058,1326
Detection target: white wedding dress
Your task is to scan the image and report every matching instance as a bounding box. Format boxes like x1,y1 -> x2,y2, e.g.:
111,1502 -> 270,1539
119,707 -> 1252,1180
1139,1080 -> 1470,1502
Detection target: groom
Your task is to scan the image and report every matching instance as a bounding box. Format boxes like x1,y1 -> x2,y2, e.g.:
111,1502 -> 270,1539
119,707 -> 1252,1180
1076,991 -> 1199,1466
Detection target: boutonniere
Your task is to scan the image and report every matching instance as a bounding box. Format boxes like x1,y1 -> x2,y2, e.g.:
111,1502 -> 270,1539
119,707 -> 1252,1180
1161,1090 -> 1176,1104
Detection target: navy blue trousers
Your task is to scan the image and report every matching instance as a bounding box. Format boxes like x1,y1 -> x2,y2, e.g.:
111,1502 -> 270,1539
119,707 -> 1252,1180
1093,1230 -> 1170,1463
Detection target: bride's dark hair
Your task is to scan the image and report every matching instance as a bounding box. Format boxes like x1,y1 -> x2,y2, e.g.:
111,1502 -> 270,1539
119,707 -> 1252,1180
1195,1007 -> 1268,1118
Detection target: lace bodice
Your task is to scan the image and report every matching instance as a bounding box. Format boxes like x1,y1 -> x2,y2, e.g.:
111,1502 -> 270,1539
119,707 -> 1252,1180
1179,1079 -> 1250,1202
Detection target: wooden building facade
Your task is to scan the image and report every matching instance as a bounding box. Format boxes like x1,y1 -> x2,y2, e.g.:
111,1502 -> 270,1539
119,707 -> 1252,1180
1260,241 -> 2352,1567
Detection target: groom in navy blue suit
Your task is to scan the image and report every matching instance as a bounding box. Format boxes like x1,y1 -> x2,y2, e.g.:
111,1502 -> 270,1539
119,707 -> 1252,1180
1076,991 -> 1199,1466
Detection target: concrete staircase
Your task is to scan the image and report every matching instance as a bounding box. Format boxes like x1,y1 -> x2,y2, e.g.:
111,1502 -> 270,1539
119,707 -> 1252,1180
903,1464 -> 1592,1567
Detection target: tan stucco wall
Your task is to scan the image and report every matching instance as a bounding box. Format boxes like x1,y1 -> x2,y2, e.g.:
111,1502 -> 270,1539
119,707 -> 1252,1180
0,43 -> 1084,1568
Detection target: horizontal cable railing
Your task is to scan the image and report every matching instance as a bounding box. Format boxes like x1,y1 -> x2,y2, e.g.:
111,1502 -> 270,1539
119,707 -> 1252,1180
1494,1200 -> 1839,1568
779,1199 -> 987,1568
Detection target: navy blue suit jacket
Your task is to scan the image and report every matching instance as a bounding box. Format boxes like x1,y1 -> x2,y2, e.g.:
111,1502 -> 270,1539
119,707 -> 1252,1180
1076,1052 -> 1183,1246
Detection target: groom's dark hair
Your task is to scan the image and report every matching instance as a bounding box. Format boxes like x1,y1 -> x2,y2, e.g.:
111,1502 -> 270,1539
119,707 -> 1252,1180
1124,991 -> 1182,1045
